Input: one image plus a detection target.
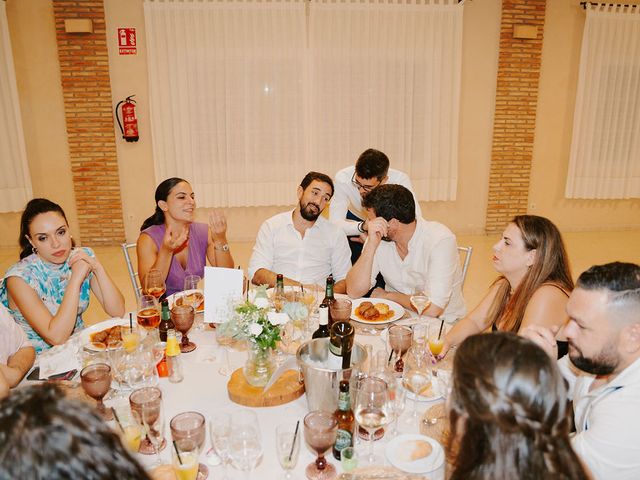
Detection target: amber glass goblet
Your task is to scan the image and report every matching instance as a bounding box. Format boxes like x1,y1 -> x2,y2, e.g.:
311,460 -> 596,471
80,363 -> 113,421
170,411 -> 208,479
171,303 -> 196,353
304,410 -> 338,480
129,386 -> 165,455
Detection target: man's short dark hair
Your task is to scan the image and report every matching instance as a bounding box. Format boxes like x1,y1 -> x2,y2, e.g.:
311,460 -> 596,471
0,384 -> 151,480
577,262 -> 640,293
355,149 -> 390,180
300,171 -> 334,197
362,184 -> 416,224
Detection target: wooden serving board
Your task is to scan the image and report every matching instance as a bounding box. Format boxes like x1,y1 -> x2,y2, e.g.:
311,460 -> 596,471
227,368 -> 304,407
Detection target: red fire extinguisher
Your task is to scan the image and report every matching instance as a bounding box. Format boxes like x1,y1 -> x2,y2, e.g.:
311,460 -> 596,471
115,95 -> 139,142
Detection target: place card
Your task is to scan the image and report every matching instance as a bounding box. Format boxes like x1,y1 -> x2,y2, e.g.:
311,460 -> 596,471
203,266 -> 244,325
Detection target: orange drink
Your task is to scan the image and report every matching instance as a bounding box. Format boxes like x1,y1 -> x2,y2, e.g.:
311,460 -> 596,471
122,424 -> 142,452
428,339 -> 444,356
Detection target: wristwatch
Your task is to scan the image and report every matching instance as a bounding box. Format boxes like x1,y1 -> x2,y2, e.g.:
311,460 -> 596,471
214,243 -> 230,252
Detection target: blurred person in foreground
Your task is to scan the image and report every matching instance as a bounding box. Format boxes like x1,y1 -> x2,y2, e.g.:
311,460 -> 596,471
0,302 -> 35,399
524,262 -> 640,480
448,332 -> 591,480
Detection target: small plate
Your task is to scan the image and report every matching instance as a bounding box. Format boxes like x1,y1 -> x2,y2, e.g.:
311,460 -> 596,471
351,298 -> 404,325
401,373 -> 448,402
385,434 -> 444,474
80,317 -> 145,352
166,289 -> 204,312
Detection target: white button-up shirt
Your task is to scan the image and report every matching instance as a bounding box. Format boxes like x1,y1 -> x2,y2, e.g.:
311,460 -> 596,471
0,303 -> 29,365
248,211 -> 352,285
558,355 -> 640,480
368,218 -> 465,322
329,166 -> 422,236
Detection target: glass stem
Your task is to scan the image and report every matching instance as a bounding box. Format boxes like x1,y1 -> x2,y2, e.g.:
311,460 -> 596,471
368,431 -> 375,462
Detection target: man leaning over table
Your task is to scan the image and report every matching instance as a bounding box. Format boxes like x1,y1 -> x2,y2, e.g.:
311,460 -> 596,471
523,262 -> 640,480
329,148 -> 421,264
0,302 -> 35,399
346,184 -> 465,322
249,171 -> 351,294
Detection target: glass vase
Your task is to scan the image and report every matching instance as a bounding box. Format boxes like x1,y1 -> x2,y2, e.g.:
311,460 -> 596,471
243,343 -> 275,387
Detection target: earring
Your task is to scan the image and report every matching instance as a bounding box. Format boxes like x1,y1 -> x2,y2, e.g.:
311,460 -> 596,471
32,246 -> 38,254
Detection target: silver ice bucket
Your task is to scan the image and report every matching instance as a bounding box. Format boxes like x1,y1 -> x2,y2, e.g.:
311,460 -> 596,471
296,338 -> 367,412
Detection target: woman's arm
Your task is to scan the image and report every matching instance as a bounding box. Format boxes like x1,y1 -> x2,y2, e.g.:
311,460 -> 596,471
518,285 -> 569,333
74,251 -> 125,318
440,281 -> 503,357
206,210 -> 234,268
0,346 -> 35,387
6,260 -> 91,346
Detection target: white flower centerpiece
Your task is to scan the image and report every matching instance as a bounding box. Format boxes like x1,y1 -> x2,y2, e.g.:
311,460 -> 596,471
217,285 -> 289,387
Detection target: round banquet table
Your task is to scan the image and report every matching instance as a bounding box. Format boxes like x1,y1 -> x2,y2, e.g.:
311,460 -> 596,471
104,311 -> 450,480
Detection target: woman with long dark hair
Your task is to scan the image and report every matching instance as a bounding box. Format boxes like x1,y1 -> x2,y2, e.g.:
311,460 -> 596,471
0,199 -> 124,354
137,178 -> 234,296
447,332 -> 591,480
441,215 -> 573,357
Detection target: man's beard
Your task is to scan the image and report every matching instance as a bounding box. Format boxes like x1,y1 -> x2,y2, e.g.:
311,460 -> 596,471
300,201 -> 321,221
568,341 -> 619,376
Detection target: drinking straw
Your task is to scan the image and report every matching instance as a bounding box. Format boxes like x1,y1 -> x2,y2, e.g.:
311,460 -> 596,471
112,408 -> 125,433
437,318 -> 445,340
129,312 -> 133,329
300,284 -> 304,293
172,440 -> 184,465
387,349 -> 394,366
288,420 -> 300,462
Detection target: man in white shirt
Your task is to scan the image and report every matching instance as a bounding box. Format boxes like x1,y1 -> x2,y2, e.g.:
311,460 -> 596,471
346,184 -> 465,322
524,262 -> 640,480
0,303 -> 35,399
330,148 -> 421,263
249,172 -> 351,293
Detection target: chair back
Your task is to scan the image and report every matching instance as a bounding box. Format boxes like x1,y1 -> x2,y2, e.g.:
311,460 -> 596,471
457,245 -> 473,290
121,242 -> 142,301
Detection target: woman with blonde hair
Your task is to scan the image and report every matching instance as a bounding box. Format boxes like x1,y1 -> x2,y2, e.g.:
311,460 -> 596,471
441,215 -> 573,357
447,332 -> 590,480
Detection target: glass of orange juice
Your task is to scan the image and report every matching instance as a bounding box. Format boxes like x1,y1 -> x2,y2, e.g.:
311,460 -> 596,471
121,325 -> 140,353
116,408 -> 143,453
172,438 -> 200,480
427,321 -> 445,358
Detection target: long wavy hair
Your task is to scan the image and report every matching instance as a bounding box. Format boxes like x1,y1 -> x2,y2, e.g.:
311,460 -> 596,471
489,215 -> 573,332
140,177 -> 188,231
18,198 -> 73,260
447,332 -> 589,480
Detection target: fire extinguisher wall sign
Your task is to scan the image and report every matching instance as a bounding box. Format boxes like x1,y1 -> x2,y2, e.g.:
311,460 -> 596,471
115,95 -> 139,142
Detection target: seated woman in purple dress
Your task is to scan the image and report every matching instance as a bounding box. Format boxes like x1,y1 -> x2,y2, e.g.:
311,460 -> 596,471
137,178 -> 235,297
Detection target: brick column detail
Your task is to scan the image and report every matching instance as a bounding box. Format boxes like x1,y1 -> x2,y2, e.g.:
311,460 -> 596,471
52,0 -> 124,245
485,0 -> 546,233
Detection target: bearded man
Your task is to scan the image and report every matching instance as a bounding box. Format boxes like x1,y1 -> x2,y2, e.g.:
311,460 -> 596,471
249,172 -> 351,293
524,262 -> 640,480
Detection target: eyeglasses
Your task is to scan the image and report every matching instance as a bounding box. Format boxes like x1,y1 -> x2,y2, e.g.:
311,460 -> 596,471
351,172 -> 381,193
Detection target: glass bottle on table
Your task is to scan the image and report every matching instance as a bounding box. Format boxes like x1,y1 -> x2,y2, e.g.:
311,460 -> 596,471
333,380 -> 354,461
312,304 -> 330,339
158,299 -> 173,342
320,275 -> 336,327
165,329 -> 183,383
273,273 -> 286,313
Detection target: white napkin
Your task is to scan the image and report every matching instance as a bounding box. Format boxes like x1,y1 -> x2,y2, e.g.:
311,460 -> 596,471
38,343 -> 80,379
203,267 -> 244,324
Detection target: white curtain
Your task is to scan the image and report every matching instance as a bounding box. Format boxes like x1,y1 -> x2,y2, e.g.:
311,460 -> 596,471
144,0 -> 463,207
0,2 -> 32,212
308,0 -> 463,202
566,4 -> 640,199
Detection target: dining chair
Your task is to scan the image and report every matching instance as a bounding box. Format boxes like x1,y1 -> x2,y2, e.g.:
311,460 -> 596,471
121,242 -> 142,301
457,245 -> 473,290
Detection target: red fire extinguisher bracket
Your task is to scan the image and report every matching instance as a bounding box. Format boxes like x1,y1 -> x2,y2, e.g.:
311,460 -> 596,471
115,95 -> 139,143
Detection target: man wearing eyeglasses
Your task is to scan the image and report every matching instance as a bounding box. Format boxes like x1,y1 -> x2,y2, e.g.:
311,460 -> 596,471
329,148 -> 421,264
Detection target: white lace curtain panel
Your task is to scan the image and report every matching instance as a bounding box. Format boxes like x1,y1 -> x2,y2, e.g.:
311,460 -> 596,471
144,0 -> 463,207
0,2 -> 33,212
566,3 -> 640,199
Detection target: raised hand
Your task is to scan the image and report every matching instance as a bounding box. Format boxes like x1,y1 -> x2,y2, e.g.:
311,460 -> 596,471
208,209 -> 228,240
162,223 -> 189,252
366,217 -> 388,246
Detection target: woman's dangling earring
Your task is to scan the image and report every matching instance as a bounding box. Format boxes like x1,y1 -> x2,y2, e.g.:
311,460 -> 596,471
32,246 -> 38,255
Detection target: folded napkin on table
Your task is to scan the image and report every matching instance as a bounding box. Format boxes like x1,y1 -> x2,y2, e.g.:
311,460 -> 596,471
38,341 -> 81,379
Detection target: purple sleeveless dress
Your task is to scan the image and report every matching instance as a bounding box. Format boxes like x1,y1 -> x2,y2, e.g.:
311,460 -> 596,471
141,222 -> 209,296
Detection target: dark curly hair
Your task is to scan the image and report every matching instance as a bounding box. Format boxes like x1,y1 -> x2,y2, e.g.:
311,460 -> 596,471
361,183 -> 416,224
354,148 -> 389,180
447,332 -> 589,480
0,384 -> 151,480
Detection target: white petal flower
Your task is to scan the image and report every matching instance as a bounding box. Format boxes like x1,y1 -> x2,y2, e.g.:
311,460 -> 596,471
248,323 -> 263,336
254,297 -> 270,309
267,311 -> 289,326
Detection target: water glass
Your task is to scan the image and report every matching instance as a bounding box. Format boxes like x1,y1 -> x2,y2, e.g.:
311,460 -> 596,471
229,410 -> 263,476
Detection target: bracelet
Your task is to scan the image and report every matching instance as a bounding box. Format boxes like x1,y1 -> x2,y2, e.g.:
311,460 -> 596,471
357,221 -> 367,233
214,243 -> 230,252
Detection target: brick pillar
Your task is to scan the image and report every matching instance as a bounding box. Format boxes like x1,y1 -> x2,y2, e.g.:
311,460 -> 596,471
485,0 -> 546,233
52,0 -> 125,245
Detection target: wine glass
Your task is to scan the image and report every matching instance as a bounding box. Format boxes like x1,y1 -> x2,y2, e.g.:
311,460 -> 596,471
144,402 -> 166,467
276,422 -> 300,479
183,274 -> 204,330
354,377 -> 390,465
137,294 -> 161,331
303,411 -> 338,480
171,303 -> 196,353
129,386 -> 165,455
170,411 -> 208,479
209,412 -> 231,479
402,355 -> 432,423
172,438 -> 200,480
145,269 -> 166,299
387,378 -> 407,437
80,363 -> 113,421
388,325 -> 412,373
229,410 -> 263,478
410,289 -> 431,323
